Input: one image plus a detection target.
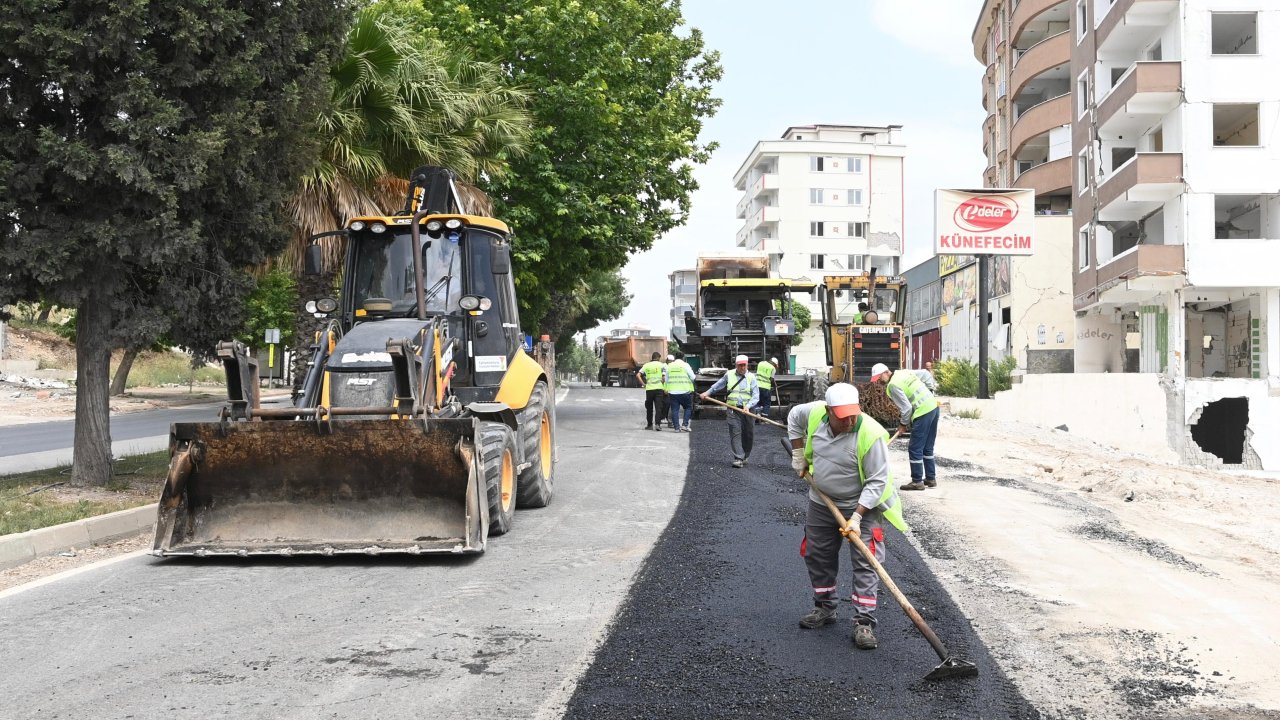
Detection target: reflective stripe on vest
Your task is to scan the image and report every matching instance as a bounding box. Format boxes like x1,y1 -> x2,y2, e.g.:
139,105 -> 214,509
727,372 -> 755,407
666,361 -> 694,393
640,361 -> 665,390
756,360 -> 776,389
803,405 -> 908,532
887,369 -> 938,420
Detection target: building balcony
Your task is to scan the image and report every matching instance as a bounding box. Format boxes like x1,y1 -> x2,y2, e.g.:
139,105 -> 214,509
1097,152 -> 1184,222
1011,0 -> 1070,48
1097,0 -> 1178,62
1096,244 -> 1185,295
734,173 -> 778,218
1010,31 -> 1070,101
1097,61 -> 1181,136
1014,156 -> 1071,196
1010,93 -> 1070,159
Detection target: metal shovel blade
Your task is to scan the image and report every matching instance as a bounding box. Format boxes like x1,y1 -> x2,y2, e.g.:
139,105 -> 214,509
925,656 -> 979,681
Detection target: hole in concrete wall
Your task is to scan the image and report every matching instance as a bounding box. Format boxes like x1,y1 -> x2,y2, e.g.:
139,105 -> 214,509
1190,397 -> 1249,464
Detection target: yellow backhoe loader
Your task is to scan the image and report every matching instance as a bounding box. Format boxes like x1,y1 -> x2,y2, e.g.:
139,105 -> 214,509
153,166 -> 555,557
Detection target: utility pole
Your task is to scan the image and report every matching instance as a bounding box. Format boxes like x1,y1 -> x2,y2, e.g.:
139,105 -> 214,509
978,255 -> 989,399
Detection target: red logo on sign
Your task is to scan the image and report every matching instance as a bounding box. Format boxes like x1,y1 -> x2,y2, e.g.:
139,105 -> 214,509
954,195 -> 1019,232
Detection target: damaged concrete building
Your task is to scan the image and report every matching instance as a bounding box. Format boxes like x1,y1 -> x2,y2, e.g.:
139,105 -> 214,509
731,125 -> 906,370
973,0 -> 1280,471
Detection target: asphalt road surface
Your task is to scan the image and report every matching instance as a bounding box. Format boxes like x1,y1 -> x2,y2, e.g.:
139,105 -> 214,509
563,404 -> 1041,719
1,387 -> 1040,718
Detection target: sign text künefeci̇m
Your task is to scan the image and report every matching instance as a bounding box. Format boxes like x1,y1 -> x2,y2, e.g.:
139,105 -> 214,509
934,188 -> 1036,256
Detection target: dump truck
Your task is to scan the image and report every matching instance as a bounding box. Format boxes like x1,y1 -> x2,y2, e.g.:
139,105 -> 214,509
809,272 -> 907,427
595,328 -> 667,387
679,254 -> 815,418
153,166 -> 555,557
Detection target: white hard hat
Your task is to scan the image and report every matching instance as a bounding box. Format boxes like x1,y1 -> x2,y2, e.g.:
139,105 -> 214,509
770,357 -> 778,365
667,354 -> 675,362
824,383 -> 861,418
734,354 -> 749,365
870,362 -> 890,379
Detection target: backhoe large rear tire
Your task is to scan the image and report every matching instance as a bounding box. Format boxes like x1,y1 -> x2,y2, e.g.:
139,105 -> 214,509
516,381 -> 554,508
477,421 -> 517,536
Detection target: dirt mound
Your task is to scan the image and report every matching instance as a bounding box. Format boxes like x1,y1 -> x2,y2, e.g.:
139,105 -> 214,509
3,325 -> 77,370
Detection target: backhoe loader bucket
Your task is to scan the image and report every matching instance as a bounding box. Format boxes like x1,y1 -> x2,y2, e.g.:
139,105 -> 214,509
152,417 -> 487,557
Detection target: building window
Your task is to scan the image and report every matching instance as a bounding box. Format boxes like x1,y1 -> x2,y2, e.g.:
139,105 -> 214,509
809,188 -> 824,204
1213,104 -> 1260,146
847,189 -> 864,205
1076,0 -> 1087,43
850,222 -> 868,238
810,156 -> 825,171
847,157 -> 863,173
1076,71 -> 1090,118
845,255 -> 865,271
810,254 -> 825,270
810,221 -> 824,237
1078,152 -> 1090,195
1212,12 -> 1257,55
1078,227 -> 1090,269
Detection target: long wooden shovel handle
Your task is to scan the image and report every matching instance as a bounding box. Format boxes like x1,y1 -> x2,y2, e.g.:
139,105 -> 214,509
798,471 -> 953,664
700,394 -> 787,429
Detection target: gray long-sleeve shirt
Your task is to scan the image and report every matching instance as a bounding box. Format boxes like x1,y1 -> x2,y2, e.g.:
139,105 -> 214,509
706,370 -> 759,408
887,383 -> 913,426
787,401 -> 891,512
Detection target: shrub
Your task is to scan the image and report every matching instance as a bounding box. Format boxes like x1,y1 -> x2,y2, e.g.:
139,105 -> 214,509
935,355 -> 1019,397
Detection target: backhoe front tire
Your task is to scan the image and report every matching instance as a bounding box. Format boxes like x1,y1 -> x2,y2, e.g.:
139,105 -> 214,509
516,381 -> 554,508
477,421 -> 517,536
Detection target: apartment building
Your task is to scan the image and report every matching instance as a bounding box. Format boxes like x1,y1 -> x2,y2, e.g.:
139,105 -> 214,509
668,268 -> 697,345
966,0 -> 1280,470
731,125 -> 906,369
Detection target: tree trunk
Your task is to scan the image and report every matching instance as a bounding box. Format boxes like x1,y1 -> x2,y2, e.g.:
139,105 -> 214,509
36,302 -> 53,325
72,293 -> 114,487
291,270 -> 337,398
110,348 -> 139,396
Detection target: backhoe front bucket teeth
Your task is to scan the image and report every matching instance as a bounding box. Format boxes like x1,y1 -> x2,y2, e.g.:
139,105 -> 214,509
152,418 -> 486,557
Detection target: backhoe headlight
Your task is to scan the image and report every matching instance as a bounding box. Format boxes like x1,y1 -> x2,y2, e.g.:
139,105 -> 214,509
459,295 -> 481,311
349,220 -> 366,231
425,219 -> 444,236
305,300 -> 318,313
444,218 -> 463,230
316,297 -> 339,313
370,222 -> 387,234
478,297 -> 492,311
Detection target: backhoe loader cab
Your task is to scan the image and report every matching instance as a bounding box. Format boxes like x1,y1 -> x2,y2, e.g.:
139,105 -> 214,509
154,167 -> 555,558
818,274 -> 906,384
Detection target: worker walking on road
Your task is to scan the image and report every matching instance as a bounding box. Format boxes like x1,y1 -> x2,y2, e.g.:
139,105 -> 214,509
787,383 -> 907,650
754,356 -> 778,422
870,362 -> 940,491
657,354 -> 675,429
700,355 -> 758,467
666,351 -> 696,432
636,352 -> 666,431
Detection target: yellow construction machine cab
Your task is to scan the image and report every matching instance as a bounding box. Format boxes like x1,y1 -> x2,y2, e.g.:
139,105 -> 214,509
819,274 -> 906,384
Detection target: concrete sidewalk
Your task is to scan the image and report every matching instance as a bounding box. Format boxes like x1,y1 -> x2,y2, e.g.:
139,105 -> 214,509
0,503 -> 156,571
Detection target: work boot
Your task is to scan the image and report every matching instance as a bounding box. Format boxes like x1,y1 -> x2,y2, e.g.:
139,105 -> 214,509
654,425 -> 662,432
731,459 -> 745,468
901,481 -> 927,491
924,478 -> 937,488
799,605 -> 837,629
644,424 -> 653,430
853,623 -> 878,650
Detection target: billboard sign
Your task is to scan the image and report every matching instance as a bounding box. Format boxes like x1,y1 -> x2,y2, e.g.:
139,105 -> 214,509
935,188 -> 1035,255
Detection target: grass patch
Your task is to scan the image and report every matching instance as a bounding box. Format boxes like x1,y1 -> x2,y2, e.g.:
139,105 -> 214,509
123,352 -> 224,388
953,408 -> 983,419
0,452 -> 168,535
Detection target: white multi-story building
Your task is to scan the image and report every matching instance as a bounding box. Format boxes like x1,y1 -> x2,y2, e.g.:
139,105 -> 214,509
731,125 -> 907,369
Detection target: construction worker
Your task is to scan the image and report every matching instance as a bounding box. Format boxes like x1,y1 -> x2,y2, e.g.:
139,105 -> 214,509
754,356 -> 778,422
870,362 -> 940,491
699,354 -> 758,468
666,351 -> 696,432
852,302 -> 869,324
636,352 -> 666,430
787,382 -> 907,650
656,354 -> 676,428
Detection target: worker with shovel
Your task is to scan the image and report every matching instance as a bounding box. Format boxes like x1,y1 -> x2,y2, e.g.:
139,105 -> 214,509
700,354 -> 759,467
870,361 -> 940,491
787,382 -> 907,650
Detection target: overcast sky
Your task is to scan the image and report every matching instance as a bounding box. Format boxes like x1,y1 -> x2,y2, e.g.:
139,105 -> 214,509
600,0 -> 988,339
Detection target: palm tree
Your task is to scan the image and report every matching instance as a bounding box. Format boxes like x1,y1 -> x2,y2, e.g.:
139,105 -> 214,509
284,2 -> 531,387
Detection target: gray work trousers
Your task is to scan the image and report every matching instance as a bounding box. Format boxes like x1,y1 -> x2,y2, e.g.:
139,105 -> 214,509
725,407 -> 754,461
802,499 -> 885,626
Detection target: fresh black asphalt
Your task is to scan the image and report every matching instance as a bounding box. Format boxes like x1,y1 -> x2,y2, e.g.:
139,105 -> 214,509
564,412 -> 1042,719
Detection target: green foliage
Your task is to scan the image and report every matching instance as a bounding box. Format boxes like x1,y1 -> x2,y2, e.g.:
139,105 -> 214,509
954,408 -> 983,420
776,300 -> 812,346
668,340 -> 681,356
556,339 -> 601,381
548,269 -> 633,343
237,270 -> 298,348
123,353 -> 224,388
935,355 -> 1019,397
0,453 -> 168,534
421,0 -> 723,336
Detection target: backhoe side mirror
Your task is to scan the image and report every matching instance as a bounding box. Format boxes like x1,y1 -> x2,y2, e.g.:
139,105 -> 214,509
304,244 -> 323,276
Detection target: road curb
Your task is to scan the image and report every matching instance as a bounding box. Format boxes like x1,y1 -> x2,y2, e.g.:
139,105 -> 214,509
0,503 -> 156,571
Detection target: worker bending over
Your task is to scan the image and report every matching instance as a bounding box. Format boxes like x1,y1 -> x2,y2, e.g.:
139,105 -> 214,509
788,383 -> 908,650
870,362 -> 940,491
